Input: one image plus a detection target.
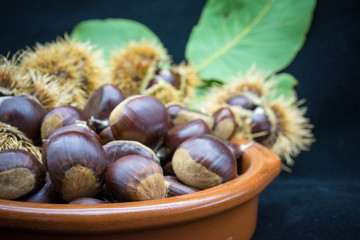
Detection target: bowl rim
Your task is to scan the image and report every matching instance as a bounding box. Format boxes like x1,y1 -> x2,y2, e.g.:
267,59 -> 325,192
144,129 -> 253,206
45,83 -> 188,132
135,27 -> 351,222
0,139 -> 281,233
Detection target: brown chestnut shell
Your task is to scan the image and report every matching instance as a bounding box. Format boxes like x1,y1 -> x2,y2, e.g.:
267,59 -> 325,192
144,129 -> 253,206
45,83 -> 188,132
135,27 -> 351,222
41,105 -> 86,140
0,149 -> 46,200
164,119 -> 211,154
45,131 -> 107,201
0,96 -> 46,144
103,140 -> 159,166
105,155 -> 166,202
109,95 -> 169,150
172,135 -> 237,190
84,84 -> 124,132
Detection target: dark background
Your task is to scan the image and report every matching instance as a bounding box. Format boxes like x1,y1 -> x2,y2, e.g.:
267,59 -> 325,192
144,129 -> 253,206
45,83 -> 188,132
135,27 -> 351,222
1,0 -> 359,239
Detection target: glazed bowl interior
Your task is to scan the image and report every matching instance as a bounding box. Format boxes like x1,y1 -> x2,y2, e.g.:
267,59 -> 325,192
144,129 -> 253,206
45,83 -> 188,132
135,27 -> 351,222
0,139 -> 281,239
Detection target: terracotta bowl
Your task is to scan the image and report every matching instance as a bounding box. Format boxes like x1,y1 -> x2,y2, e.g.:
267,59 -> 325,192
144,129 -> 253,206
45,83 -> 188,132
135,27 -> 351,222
0,139 -> 281,240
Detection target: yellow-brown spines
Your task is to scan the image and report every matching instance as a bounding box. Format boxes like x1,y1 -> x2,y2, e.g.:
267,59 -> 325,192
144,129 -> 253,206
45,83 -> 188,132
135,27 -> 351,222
265,98 -> 315,168
110,40 -> 168,96
19,36 -> 105,109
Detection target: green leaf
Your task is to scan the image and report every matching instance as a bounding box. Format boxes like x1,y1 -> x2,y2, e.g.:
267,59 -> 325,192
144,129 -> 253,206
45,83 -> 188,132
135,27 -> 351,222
70,18 -> 163,61
185,0 -> 316,82
268,73 -> 298,100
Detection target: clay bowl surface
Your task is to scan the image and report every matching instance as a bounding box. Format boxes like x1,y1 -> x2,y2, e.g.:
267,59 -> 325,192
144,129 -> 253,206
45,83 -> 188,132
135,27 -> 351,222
0,139 -> 281,240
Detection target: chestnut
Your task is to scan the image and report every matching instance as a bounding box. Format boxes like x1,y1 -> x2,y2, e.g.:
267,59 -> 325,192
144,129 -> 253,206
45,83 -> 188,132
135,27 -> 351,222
105,155 -> 166,202
103,140 -> 159,166
0,96 -> 46,144
164,175 -> 199,197
226,95 -> 255,110
109,95 -> 169,150
172,135 -> 237,189
84,84 -> 124,132
20,173 -> 64,203
166,103 -> 214,129
99,126 -> 115,145
224,141 -> 253,174
68,197 -> 106,205
0,149 -> 46,200
41,122 -> 100,170
251,107 -> 272,142
41,105 -> 86,140
212,107 -> 236,141
45,131 -> 107,201
162,161 -> 175,176
146,69 -> 181,90
164,119 -> 211,156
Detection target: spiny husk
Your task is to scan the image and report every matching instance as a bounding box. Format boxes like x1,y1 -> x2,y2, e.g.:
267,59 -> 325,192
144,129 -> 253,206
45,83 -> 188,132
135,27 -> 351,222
21,70 -> 73,111
0,122 -> 42,163
110,40 -> 169,96
0,53 -> 30,95
203,68 -> 274,114
265,98 -> 315,167
174,62 -> 202,105
19,35 -> 106,109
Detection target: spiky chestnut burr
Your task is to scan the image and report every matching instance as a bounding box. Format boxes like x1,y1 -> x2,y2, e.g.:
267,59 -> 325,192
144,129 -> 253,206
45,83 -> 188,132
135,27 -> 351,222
109,95 -> 169,150
0,149 -> 46,200
141,68 -> 184,105
0,122 -> 42,163
203,68 -> 273,114
263,98 -> 315,169
105,155 -> 166,202
19,35 -> 106,109
110,40 -> 169,96
0,96 -> 46,144
0,54 -> 30,95
84,84 -> 125,132
45,131 -> 107,201
172,135 -> 237,190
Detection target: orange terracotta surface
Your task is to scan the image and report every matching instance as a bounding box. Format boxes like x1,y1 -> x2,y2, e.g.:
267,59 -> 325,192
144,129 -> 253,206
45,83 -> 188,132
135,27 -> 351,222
0,139 -> 281,240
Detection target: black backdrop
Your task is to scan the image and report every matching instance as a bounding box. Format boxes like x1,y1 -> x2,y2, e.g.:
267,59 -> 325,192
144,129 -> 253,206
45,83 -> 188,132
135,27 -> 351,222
1,0 -> 359,239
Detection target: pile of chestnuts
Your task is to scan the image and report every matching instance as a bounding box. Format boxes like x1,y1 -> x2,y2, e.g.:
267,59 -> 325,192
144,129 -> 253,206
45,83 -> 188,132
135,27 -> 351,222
0,83 -> 250,204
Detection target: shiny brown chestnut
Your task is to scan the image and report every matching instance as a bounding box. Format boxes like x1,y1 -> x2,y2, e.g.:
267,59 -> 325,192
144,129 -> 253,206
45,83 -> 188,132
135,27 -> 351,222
20,173 -> 64,203
103,140 -> 159,166
166,103 -> 214,129
84,84 -> 124,132
172,135 -> 237,190
162,161 -> 175,176
226,95 -> 255,110
45,131 -> 107,201
0,96 -> 46,144
251,107 -> 272,142
164,119 -> 211,156
41,105 -> 86,140
0,149 -> 46,200
99,126 -> 115,145
224,141 -> 253,174
41,122 -> 101,170
164,175 -> 199,197
212,107 -> 236,141
146,69 -> 181,89
68,197 -> 106,205
109,95 -> 169,150
105,155 -> 166,202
